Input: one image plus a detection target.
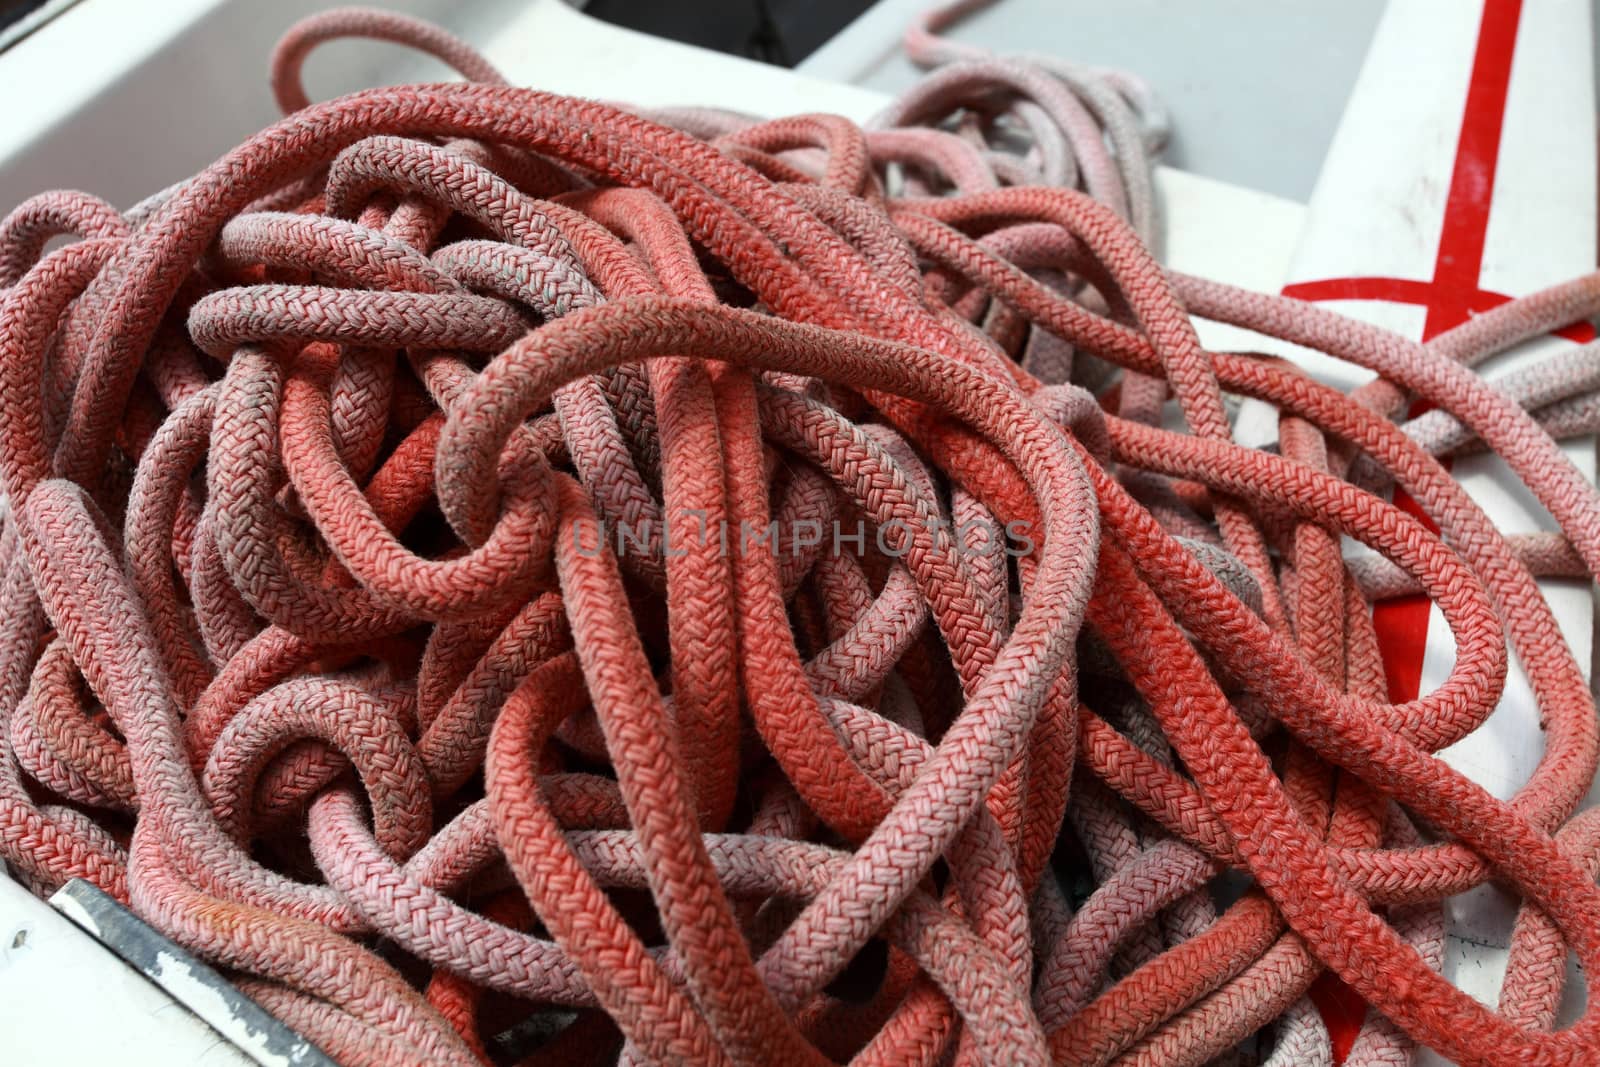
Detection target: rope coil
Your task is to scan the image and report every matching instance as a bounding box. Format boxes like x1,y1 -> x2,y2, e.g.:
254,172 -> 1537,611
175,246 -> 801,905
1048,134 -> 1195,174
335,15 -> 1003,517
1,5 -> 1598,1065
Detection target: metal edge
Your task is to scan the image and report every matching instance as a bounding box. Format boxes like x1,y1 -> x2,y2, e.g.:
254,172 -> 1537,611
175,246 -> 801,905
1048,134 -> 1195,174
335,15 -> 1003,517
49,879 -> 336,1067
0,0 -> 85,55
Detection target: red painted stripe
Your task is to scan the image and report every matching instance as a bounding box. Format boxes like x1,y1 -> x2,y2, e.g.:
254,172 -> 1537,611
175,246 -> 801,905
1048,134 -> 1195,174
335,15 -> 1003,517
1281,277 -> 1439,304
1425,0 -> 1524,308
1371,0 -> 1522,740
1283,277 -> 1596,343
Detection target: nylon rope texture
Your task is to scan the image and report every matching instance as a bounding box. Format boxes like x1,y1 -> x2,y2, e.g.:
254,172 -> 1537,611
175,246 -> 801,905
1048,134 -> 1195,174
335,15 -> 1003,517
1,4 -> 1599,1065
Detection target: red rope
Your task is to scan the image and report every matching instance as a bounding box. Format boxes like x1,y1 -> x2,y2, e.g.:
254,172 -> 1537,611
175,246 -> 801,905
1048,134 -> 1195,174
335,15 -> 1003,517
0,7 -> 1597,1065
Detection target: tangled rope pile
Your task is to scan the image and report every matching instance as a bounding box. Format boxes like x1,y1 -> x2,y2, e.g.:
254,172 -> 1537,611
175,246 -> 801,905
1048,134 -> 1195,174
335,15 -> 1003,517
3,4 -> 1600,1065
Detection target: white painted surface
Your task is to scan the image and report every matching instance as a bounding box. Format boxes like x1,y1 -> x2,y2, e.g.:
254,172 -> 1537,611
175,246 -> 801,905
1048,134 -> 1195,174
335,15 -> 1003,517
0,868 -> 250,1065
802,0 -> 1388,201
51,887 -> 322,1067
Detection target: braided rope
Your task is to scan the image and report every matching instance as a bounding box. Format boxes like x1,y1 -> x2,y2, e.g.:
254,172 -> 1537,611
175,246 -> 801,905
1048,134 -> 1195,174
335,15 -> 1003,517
0,7 -> 1597,1066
